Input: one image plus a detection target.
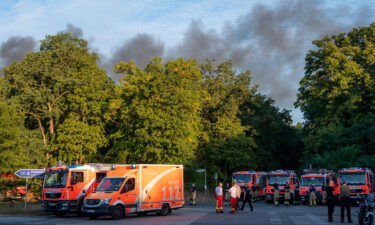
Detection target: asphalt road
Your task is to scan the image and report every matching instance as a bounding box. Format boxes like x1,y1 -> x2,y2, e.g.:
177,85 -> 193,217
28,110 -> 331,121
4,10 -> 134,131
0,201 -> 359,225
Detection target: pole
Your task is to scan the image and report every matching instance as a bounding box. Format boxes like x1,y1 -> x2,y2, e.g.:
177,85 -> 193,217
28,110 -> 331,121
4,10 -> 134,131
25,178 -> 28,213
204,169 -> 207,196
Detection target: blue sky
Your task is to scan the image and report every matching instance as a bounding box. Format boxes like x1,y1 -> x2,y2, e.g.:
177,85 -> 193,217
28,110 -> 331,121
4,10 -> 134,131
0,0 -> 374,124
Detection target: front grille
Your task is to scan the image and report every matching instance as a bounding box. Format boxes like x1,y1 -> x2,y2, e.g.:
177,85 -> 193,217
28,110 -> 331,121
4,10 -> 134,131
350,188 -> 363,193
45,192 -> 62,198
86,199 -> 101,205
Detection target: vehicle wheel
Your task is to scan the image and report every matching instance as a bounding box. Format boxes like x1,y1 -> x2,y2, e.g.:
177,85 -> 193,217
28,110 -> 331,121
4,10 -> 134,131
89,215 -> 98,220
111,205 -> 124,220
368,214 -> 374,225
54,212 -> 66,217
157,204 -> 170,216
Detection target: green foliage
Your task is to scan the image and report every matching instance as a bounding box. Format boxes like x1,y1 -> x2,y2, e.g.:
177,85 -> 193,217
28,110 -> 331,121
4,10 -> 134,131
296,23 -> 375,169
107,58 -> 203,164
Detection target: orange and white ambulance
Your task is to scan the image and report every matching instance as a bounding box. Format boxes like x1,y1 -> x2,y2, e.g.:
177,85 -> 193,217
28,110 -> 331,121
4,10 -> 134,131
82,164 -> 184,220
42,164 -> 111,216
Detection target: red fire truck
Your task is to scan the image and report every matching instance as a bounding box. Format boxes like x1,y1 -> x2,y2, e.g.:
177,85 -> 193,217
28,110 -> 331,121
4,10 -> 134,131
42,164 -> 111,216
338,168 -> 374,199
232,171 -> 267,200
265,170 -> 298,203
299,169 -> 339,203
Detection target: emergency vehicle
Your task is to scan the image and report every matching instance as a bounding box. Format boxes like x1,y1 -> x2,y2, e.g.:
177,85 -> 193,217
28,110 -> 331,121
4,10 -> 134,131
299,169 -> 338,203
82,164 -> 184,220
42,164 -> 111,216
232,171 -> 267,199
338,168 -> 374,199
265,170 -> 298,203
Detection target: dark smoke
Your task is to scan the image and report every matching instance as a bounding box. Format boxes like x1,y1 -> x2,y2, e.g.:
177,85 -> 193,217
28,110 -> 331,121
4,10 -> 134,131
107,33 -> 164,80
64,23 -> 83,38
0,36 -> 36,68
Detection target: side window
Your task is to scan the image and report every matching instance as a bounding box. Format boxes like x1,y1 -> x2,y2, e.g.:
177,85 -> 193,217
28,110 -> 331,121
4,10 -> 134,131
96,173 -> 106,182
71,172 -> 84,185
122,178 -> 135,193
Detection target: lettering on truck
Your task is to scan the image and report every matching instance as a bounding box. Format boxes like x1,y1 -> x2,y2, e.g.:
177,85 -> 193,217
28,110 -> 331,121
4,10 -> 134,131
42,164 -> 110,216
82,164 -> 184,220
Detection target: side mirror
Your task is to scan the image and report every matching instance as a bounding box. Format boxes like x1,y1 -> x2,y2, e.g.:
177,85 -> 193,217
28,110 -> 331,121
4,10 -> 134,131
121,187 -> 127,194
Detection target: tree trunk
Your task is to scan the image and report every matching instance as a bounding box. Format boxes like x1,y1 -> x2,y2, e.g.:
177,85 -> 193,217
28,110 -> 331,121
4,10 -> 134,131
47,102 -> 54,135
25,112 -> 47,145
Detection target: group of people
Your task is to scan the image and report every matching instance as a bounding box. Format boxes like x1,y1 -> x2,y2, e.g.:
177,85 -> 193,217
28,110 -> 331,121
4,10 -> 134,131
217,181 -> 254,213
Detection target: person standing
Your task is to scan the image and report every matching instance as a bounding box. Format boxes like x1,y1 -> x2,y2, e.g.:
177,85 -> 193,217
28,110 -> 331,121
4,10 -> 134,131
322,182 -> 327,204
241,184 -> 253,212
340,181 -> 352,223
215,182 -> 224,213
190,183 -> 197,206
224,182 -> 230,206
309,185 -> 317,207
284,182 -> 291,206
234,181 -> 241,211
326,180 -> 335,222
273,181 -> 279,206
228,182 -> 237,213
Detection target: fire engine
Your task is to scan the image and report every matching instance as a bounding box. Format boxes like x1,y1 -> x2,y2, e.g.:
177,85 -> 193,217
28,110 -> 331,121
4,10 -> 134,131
42,164 -> 111,216
232,171 -> 267,200
338,168 -> 374,199
265,170 -> 298,203
82,164 -> 184,220
299,169 -> 338,203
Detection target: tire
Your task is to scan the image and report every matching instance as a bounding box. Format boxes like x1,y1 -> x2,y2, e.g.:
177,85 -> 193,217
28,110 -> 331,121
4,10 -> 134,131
157,204 -> 170,216
54,212 -> 66,217
111,205 -> 124,220
89,215 -> 98,220
368,214 -> 374,225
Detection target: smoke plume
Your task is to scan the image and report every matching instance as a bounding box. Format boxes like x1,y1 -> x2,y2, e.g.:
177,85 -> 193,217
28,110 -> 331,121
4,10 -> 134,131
64,23 -> 84,38
0,36 -> 36,68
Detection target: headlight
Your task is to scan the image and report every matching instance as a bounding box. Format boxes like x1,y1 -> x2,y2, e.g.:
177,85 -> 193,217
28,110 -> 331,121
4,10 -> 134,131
101,198 -> 111,205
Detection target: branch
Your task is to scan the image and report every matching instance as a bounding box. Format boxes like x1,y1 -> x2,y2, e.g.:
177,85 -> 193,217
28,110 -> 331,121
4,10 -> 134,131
51,91 -> 69,107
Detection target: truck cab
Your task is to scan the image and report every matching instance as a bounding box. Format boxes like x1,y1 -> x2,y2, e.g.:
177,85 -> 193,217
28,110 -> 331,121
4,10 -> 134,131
299,169 -> 337,203
42,164 -> 110,216
338,168 -> 374,199
265,170 -> 298,202
232,171 -> 267,200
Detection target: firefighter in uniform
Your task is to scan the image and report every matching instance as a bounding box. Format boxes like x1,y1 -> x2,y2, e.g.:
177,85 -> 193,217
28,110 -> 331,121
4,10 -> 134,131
340,181 -> 352,223
273,181 -> 279,206
215,182 -> 224,213
326,180 -> 335,222
190,183 -> 197,206
322,182 -> 327,204
309,184 -> 317,207
241,184 -> 253,212
224,182 -> 230,206
284,182 -> 291,206
228,182 -> 237,213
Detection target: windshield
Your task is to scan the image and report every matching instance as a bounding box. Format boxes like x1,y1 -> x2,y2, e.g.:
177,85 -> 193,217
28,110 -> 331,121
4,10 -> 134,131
340,173 -> 366,185
268,175 -> 289,185
233,174 -> 252,183
301,177 -> 324,186
43,171 -> 68,188
96,178 -> 125,192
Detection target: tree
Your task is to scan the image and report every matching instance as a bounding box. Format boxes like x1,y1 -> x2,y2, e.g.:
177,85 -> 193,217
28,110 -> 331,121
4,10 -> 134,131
3,33 -> 114,162
107,58 -> 203,164
296,23 -> 375,169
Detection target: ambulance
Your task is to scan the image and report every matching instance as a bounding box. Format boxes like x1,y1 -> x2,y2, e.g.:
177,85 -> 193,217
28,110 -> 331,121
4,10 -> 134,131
42,164 -> 111,216
82,164 -> 184,220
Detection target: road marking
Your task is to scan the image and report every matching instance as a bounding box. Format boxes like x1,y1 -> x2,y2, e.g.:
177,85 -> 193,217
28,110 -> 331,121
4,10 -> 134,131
268,212 -> 283,224
305,214 -> 328,224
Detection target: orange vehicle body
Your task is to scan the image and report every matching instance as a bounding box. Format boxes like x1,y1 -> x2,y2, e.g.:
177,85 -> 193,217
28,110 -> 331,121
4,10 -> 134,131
42,164 -> 111,215
265,170 -> 298,202
299,170 -> 339,203
232,171 -> 267,199
82,164 -> 184,219
338,168 -> 374,199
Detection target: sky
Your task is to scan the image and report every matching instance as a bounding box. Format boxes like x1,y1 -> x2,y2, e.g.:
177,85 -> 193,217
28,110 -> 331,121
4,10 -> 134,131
0,0 -> 374,123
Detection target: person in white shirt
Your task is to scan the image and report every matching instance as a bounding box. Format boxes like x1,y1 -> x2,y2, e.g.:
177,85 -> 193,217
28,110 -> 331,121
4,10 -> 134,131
215,182 -> 224,213
228,182 -> 237,213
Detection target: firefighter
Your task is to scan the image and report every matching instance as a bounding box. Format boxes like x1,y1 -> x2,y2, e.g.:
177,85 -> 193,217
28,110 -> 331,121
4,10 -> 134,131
252,185 -> 258,202
241,184 -> 253,212
224,182 -> 230,206
228,182 -> 237,213
284,181 -> 291,206
215,182 -> 224,213
309,184 -> 317,207
273,180 -> 279,206
190,183 -> 197,206
340,181 -> 352,223
326,180 -> 335,222
234,181 -> 241,210
322,182 -> 327,204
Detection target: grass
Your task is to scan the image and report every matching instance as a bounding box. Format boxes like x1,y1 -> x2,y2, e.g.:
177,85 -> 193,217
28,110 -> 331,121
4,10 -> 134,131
0,202 -> 48,215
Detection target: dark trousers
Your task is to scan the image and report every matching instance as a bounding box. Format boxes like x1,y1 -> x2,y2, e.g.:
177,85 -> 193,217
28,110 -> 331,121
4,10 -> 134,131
241,198 -> 253,211
236,198 -> 240,210
340,197 -> 352,222
327,199 -> 335,221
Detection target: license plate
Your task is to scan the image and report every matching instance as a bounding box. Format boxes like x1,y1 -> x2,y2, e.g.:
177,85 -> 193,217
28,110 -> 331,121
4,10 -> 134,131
49,203 -> 56,206
87,210 -> 95,214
